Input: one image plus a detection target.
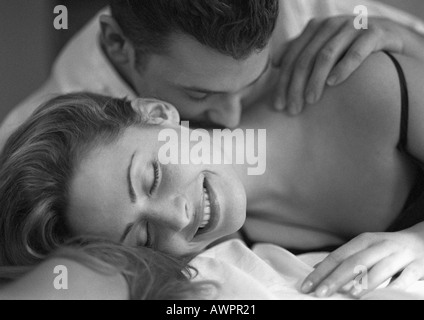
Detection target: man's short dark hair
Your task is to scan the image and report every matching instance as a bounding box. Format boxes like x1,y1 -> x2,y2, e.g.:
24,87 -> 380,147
110,0 -> 279,62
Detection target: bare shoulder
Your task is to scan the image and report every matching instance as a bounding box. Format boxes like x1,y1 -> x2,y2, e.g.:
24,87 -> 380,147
317,52 -> 406,149
327,51 -> 424,160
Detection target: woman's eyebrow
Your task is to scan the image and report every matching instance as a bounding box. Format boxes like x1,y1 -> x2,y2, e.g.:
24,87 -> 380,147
127,152 -> 137,204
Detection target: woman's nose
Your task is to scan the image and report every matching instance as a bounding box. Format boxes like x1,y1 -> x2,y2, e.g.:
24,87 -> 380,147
209,96 -> 242,128
148,194 -> 192,232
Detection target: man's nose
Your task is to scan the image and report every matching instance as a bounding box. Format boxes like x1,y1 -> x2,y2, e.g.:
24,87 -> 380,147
209,96 -> 242,128
147,194 -> 192,232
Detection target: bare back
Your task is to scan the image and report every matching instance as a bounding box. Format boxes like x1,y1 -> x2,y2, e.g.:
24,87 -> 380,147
237,53 -> 418,251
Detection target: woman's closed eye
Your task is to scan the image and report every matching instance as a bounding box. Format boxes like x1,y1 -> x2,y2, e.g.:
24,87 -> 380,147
145,221 -> 154,248
150,160 -> 161,195
134,221 -> 154,248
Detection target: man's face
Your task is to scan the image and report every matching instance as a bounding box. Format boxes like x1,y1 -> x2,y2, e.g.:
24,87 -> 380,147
131,33 -> 272,128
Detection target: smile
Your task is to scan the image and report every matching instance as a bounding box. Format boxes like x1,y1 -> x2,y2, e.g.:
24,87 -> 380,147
194,176 -> 220,237
199,186 -> 211,229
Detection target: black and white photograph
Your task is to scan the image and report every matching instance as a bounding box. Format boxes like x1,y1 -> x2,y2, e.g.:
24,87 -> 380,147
1,0 -> 424,305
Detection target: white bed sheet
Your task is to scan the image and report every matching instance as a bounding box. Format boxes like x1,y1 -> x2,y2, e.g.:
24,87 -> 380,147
192,240 -> 424,300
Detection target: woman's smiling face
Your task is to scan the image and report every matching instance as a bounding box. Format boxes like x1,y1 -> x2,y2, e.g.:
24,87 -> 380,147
67,100 -> 247,256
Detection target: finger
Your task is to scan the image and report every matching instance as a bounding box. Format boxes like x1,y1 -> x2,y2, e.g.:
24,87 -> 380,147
326,30 -> 377,86
305,23 -> 360,105
351,253 -> 411,298
286,18 -> 345,114
315,245 -> 391,298
301,233 -> 375,294
274,18 -> 322,111
389,259 -> 424,291
340,281 -> 355,293
271,41 -> 290,69
310,240 -> 394,297
272,18 -> 323,68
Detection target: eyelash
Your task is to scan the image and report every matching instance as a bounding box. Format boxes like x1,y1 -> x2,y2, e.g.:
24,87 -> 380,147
145,222 -> 153,248
188,94 -> 209,102
150,161 -> 160,195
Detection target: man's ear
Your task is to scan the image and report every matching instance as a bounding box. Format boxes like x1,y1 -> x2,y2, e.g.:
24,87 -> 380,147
132,99 -> 181,125
99,15 -> 135,66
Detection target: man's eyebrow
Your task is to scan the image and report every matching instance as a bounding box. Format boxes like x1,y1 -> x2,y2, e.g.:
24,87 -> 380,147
181,57 -> 271,94
127,152 -> 137,204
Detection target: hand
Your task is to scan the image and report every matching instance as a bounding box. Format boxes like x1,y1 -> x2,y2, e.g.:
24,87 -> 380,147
272,16 -> 405,115
300,229 -> 424,298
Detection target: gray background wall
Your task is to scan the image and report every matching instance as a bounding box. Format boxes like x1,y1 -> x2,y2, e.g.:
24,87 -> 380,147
0,0 -> 107,125
0,0 -> 52,123
0,0 -> 423,125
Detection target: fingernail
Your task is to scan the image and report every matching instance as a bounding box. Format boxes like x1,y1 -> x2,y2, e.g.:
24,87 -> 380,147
341,282 -> 354,293
306,91 -> 316,105
327,75 -> 338,86
351,287 -> 363,298
316,285 -> 330,298
301,281 -> 314,293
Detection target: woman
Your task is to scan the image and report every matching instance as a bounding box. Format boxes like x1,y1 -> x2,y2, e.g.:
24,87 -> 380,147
1,51 -> 424,297
0,94 -> 216,300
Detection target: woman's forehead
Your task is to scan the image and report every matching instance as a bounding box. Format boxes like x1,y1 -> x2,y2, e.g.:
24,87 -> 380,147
67,142 -> 136,240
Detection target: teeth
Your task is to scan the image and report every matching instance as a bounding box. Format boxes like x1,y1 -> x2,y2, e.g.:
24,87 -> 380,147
200,187 -> 211,229
199,213 -> 210,229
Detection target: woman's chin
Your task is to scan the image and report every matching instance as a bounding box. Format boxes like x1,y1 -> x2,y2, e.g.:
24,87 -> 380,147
224,192 -> 247,234
231,185 -> 247,223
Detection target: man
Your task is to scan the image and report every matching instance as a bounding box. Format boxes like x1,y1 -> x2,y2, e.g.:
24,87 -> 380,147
1,0 -> 424,149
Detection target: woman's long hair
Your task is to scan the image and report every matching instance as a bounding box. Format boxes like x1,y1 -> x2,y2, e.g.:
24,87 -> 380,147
0,93 -> 214,299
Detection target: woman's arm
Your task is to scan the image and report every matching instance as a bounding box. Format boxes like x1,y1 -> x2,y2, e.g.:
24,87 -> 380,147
0,258 -> 128,300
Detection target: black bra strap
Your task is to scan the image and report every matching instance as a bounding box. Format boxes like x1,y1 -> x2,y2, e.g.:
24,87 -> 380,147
384,51 -> 410,152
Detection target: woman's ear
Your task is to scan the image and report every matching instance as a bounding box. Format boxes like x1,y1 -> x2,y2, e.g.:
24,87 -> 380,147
99,15 -> 135,66
131,99 -> 181,125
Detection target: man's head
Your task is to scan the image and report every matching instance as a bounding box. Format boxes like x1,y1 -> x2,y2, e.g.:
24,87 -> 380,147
101,0 -> 279,128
